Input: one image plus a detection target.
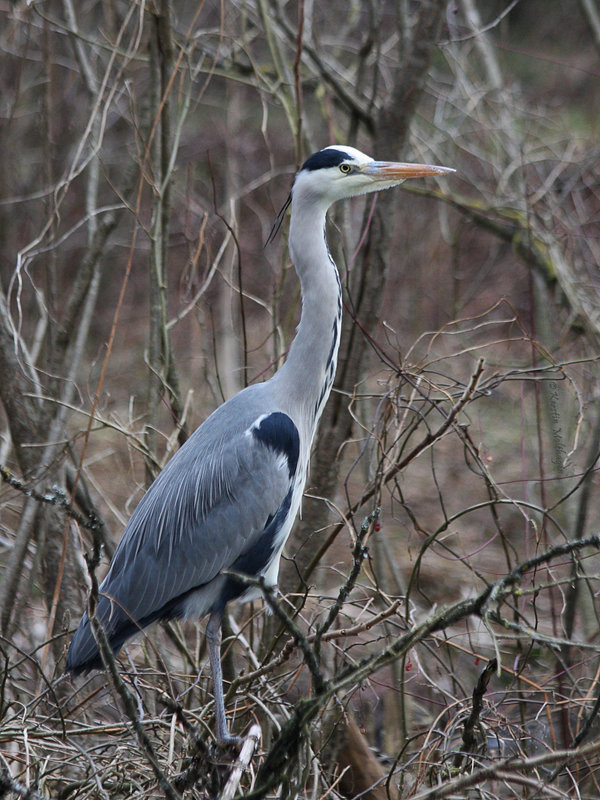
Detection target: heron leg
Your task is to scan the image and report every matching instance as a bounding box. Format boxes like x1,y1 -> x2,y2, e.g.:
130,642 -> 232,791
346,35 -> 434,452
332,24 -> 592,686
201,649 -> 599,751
206,610 -> 241,745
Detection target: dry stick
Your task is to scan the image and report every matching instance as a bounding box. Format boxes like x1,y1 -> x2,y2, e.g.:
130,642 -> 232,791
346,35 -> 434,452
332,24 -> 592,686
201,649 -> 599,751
0,467 -> 99,532
208,165 -> 249,388
410,738 -> 600,800
545,674 -> 600,784
161,703 -> 211,793
220,724 -> 262,800
230,572 -> 327,696
313,508 -> 378,662
17,0 -> 141,661
485,535 -> 600,607
244,599 -> 485,800
267,0 -> 373,132
63,13 -> 200,788
292,0 -> 304,161
62,0 -> 204,621
70,0 -> 206,518
59,0 -> 208,576
453,657 -> 497,769
41,7 -> 145,662
580,0 -> 600,55
313,597 -> 403,643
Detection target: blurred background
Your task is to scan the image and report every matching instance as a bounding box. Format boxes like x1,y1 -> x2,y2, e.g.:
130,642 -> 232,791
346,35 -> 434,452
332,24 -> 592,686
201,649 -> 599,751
0,1 -> 599,797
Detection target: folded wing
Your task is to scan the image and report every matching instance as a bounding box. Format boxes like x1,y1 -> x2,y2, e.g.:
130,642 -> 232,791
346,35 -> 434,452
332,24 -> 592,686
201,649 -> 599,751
66,407 -> 300,673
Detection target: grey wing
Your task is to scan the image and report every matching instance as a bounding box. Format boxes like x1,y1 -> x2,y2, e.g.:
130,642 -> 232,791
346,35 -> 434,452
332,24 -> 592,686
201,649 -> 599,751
109,411 -> 298,618
66,409 -> 299,673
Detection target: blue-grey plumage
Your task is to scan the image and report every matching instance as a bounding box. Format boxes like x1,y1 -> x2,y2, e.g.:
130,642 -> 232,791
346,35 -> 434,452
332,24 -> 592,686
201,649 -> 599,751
66,145 -> 454,743
65,390 -> 299,670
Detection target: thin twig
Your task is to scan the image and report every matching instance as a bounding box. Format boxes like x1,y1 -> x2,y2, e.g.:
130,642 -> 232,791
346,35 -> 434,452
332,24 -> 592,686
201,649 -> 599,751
0,466 -> 100,532
313,508 -> 378,661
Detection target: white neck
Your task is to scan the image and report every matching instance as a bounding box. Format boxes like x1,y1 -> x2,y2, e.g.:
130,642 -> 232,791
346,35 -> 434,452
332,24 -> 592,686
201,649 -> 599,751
272,195 -> 342,439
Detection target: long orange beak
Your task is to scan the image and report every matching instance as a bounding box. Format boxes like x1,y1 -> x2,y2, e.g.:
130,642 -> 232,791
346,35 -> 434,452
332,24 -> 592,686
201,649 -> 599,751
364,161 -> 455,180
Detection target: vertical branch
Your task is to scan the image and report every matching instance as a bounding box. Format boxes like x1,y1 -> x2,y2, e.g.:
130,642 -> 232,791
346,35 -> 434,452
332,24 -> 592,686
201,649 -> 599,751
293,0 -> 305,161
145,5 -> 167,478
41,10 -> 59,405
156,0 -> 186,446
145,0 -> 183,478
564,413 -> 600,645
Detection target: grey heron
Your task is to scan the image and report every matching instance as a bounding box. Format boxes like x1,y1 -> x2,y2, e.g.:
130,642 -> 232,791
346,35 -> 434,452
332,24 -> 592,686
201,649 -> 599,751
66,145 -> 453,743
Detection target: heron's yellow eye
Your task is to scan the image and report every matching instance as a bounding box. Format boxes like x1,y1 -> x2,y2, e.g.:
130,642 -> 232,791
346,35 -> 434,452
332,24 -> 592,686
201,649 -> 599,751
339,163 -> 352,174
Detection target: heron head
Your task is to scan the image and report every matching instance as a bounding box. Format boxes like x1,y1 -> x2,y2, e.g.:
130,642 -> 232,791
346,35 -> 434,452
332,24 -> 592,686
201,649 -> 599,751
294,145 -> 454,206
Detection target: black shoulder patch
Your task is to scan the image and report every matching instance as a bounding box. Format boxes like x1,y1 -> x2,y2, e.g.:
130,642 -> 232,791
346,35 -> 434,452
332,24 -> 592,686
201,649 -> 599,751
252,412 -> 300,478
301,148 -> 351,172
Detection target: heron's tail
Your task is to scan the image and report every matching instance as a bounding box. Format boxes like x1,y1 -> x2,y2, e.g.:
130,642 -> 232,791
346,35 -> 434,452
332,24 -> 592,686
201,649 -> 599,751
65,595 -> 136,675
